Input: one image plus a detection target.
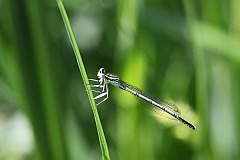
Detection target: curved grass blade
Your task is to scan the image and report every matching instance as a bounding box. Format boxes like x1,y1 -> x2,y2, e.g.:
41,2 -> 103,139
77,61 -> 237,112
56,0 -> 110,159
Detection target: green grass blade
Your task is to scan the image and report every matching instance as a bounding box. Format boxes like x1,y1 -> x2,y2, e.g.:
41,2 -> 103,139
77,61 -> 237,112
56,0 -> 110,159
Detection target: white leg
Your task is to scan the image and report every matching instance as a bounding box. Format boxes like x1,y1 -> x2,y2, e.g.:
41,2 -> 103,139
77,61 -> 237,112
89,79 -> 104,91
96,95 -> 108,106
89,78 -> 99,82
90,84 -> 104,88
89,78 -> 109,106
91,89 -> 102,93
94,91 -> 108,100
95,88 -> 109,106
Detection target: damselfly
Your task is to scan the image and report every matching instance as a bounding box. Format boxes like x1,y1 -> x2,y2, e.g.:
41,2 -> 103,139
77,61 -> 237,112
89,68 -> 196,130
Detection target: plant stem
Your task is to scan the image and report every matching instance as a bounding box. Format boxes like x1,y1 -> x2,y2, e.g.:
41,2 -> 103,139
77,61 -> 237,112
56,0 -> 110,159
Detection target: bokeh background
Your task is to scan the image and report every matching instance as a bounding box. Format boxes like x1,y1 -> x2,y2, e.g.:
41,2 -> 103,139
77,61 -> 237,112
0,0 -> 240,160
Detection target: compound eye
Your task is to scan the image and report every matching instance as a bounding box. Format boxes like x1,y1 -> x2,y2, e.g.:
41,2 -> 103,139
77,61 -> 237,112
99,68 -> 105,74
97,68 -> 106,79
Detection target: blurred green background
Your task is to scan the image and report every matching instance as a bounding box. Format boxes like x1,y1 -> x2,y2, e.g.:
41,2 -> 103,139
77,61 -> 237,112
0,0 -> 240,160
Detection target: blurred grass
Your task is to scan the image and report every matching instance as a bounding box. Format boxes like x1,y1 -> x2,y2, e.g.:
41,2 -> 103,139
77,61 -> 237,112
183,0 -> 209,158
0,0 -> 240,160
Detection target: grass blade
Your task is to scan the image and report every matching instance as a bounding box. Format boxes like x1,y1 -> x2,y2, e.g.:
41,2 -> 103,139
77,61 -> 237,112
56,0 -> 110,159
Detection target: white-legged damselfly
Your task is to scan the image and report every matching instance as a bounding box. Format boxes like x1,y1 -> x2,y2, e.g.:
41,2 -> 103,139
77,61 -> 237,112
89,68 -> 196,130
